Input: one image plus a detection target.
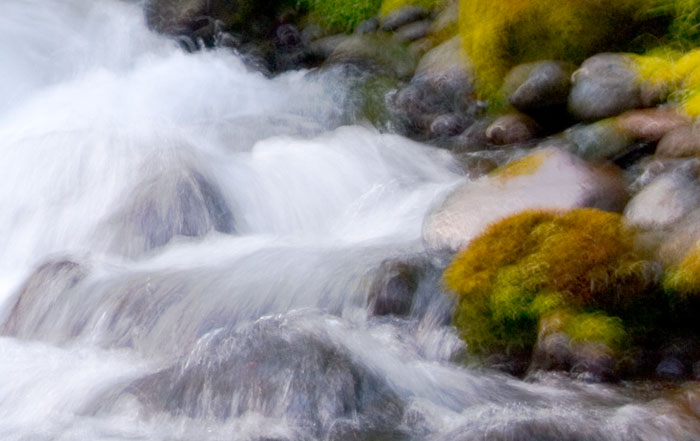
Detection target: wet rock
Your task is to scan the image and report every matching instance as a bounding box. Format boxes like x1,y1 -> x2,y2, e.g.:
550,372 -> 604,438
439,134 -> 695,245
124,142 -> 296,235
430,113 -> 468,138
395,19 -> 432,43
2,259 -> 87,336
613,108 -> 689,142
656,124 -> 700,158
657,207 -> 700,266
485,113 -> 540,145
423,147 -> 627,253
307,34 -> 351,60
389,83 -> 443,135
325,34 -> 417,80
104,165 -> 235,257
561,120 -> 634,161
354,17 -> 379,34
367,260 -> 421,317
568,53 -> 642,122
505,61 -> 573,118
379,6 -> 430,32
412,36 -> 474,114
110,314 -> 405,438
656,357 -> 686,379
624,166 -> 700,231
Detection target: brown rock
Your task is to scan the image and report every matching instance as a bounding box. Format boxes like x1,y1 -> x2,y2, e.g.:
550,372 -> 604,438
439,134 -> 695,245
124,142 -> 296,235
485,113 -> 540,145
614,108 -> 690,142
656,124 -> 700,158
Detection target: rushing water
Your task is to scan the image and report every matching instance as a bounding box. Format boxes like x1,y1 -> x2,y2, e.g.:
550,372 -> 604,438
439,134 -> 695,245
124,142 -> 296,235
1,1 -> 699,440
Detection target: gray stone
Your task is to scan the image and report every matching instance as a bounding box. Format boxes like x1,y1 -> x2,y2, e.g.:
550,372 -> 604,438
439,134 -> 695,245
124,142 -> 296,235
379,6 -> 430,32
561,120 -> 634,161
505,61 -> 573,115
568,53 -> 642,122
307,34 -> 351,60
395,19 -> 432,42
325,34 -> 417,79
354,17 -> 379,34
430,113 -> 468,138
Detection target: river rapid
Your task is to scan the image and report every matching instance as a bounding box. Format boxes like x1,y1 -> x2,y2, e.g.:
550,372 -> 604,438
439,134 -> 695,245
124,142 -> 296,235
0,1 -> 699,440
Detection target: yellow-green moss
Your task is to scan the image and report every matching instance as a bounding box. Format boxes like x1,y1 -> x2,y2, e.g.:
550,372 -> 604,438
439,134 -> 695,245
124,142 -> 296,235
380,0 -> 444,16
300,0 -> 383,32
444,208 -> 654,354
564,311 -> 627,350
490,150 -> 551,182
458,0 -> 662,101
663,240 -> 700,300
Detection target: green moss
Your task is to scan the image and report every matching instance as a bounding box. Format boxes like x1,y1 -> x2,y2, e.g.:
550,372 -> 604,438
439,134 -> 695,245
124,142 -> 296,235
299,0 -> 383,33
380,0 -> 444,16
663,241 -> 700,301
564,311 -> 627,350
444,208 -> 655,355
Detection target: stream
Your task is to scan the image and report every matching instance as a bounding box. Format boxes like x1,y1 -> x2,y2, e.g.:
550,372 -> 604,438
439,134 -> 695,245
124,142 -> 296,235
0,1 -> 699,440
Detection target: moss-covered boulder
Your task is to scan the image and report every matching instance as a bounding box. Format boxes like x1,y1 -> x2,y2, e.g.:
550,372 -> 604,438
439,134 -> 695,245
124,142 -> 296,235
442,208 -> 660,369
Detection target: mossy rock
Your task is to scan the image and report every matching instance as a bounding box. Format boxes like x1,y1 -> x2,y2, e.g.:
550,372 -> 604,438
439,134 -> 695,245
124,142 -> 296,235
457,0 -> 666,102
443,208 -> 659,355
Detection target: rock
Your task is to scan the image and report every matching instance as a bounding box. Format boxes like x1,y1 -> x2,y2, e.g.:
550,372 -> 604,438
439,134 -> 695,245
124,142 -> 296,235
626,156 -> 700,194
504,61 -> 573,117
325,34 -> 417,80
613,108 -> 690,142
379,6 -> 430,32
429,113 -> 468,138
656,357 -> 686,379
422,147 -> 627,253
367,260 -> 421,317
560,120 -> 634,161
354,17 -> 379,34
395,19 -> 432,42
104,164 -> 235,257
656,124 -> 700,158
106,314 -> 405,438
389,82 -> 444,135
485,113 -> 540,145
2,259 -> 87,336
413,36 -> 474,113
307,34 -> 351,60
568,53 -> 642,122
624,166 -> 700,231
428,0 -> 458,42
570,342 -> 616,382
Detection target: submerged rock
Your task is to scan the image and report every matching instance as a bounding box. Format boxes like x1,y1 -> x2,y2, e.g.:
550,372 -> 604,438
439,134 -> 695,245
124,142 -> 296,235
423,147 -> 627,253
367,260 -> 422,317
102,314 -> 405,439
103,165 -> 235,257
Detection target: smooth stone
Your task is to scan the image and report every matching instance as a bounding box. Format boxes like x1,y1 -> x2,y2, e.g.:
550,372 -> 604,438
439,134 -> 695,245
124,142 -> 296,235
485,113 -> 539,145
389,82 -> 443,135
656,124 -> 700,158
325,34 -> 417,80
379,6 -> 430,32
613,108 -> 690,142
307,34 -> 351,60
430,113 -> 469,138
624,166 -> 700,231
354,17 -> 379,34
657,206 -> 700,266
395,19 -> 432,42
561,120 -> 633,161
505,61 -> 573,115
568,53 -> 642,122
422,147 -> 627,253
656,357 -> 686,379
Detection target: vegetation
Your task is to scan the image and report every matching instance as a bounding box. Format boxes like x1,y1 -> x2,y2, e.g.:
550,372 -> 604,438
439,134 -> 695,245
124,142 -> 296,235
663,241 -> 700,301
443,208 -> 658,355
298,0 -> 383,33
379,0 -> 444,17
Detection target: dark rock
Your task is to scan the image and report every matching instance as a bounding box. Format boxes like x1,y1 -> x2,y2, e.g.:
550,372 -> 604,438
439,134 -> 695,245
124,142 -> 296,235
568,53 -> 642,122
275,23 -> 301,48
354,17 -> 379,34
430,113 -> 468,138
389,82 -> 443,135
104,165 -> 235,257
379,6 -> 430,32
656,124 -> 700,158
505,61 -> 573,117
656,357 -> 686,379
395,19 -> 432,43
561,120 -> 634,161
367,260 -> 421,317
2,259 -> 87,336
485,113 -> 540,145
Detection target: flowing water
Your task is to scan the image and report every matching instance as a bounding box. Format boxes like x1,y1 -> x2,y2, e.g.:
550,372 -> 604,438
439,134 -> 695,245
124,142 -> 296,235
1,1 -> 699,440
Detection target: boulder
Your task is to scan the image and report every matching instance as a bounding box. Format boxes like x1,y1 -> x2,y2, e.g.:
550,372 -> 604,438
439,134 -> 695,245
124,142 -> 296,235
504,61 -> 574,117
395,19 -> 432,43
379,6 -> 430,32
568,53 -> 643,122
325,34 -> 417,80
624,166 -> 700,231
656,124 -> 700,158
422,147 -> 627,253
104,165 -> 235,257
